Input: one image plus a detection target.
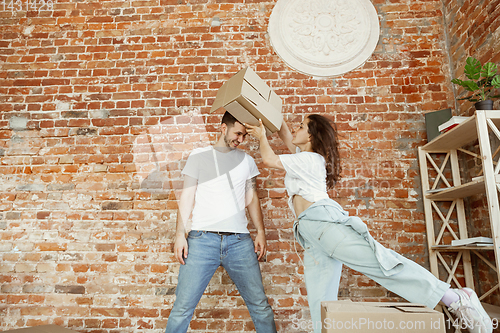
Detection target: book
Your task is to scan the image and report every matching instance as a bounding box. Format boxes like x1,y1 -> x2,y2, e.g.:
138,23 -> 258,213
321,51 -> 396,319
451,237 -> 493,246
441,124 -> 459,133
438,116 -> 469,132
426,187 -> 451,193
424,108 -> 452,142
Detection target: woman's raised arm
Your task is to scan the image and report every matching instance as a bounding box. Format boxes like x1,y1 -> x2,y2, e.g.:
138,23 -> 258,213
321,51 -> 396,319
245,120 -> 285,171
278,121 -> 296,153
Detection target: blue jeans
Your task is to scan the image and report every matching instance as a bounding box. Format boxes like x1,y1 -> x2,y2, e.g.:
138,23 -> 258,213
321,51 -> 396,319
165,231 -> 276,333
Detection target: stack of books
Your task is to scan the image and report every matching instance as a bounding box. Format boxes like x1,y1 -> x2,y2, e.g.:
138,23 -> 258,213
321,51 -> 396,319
438,116 -> 469,133
451,237 -> 493,246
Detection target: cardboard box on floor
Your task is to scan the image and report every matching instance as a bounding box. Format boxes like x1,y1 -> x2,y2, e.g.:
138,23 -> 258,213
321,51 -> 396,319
321,300 -> 445,333
3,325 -> 75,333
210,67 -> 283,136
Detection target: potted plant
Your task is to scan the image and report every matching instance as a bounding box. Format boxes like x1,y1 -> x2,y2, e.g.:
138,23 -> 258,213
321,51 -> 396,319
451,56 -> 500,110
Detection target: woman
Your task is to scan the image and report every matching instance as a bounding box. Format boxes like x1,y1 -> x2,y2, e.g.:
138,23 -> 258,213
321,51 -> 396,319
245,115 -> 491,333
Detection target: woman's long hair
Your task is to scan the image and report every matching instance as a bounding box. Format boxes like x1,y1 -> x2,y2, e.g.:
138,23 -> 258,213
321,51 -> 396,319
306,114 -> 341,189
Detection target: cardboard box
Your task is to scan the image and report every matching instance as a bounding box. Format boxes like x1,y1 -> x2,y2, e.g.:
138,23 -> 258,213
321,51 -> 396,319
321,300 -> 445,333
210,67 -> 283,135
3,325 -> 75,333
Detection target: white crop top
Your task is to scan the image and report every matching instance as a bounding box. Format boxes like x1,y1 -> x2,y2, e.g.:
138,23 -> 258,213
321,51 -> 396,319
279,148 -> 330,216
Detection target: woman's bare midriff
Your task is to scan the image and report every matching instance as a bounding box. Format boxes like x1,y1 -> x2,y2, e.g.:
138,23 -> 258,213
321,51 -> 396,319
292,195 -> 314,217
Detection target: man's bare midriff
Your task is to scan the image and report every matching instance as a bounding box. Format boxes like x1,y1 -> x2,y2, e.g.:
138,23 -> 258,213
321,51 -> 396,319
293,195 -> 314,217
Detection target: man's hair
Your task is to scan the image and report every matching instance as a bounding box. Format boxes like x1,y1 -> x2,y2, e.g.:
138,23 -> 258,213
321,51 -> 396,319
221,111 -> 240,128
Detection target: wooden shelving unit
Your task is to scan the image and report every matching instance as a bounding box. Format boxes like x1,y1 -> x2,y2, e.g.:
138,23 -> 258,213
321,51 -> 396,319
418,110 -> 500,330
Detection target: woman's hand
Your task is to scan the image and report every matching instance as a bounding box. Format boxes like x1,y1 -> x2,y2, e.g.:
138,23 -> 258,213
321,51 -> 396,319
244,119 -> 266,141
245,119 -> 285,170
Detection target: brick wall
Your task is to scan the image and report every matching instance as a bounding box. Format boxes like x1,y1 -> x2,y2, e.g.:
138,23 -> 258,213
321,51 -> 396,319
0,0 -> 492,332
443,0 -> 500,114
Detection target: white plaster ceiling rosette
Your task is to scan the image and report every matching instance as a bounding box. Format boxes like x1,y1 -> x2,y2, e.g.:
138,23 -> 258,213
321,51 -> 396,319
268,0 -> 380,77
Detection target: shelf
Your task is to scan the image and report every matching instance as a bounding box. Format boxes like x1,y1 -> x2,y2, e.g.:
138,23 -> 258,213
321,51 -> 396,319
419,111 -> 500,330
423,113 -> 500,151
425,175 -> 500,200
431,245 -> 494,251
424,115 -> 477,151
483,302 -> 500,320
426,178 -> 485,200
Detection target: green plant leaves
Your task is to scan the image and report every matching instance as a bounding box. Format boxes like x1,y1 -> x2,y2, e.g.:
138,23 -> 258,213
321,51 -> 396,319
481,62 -> 498,78
464,57 -> 481,80
451,78 -> 479,92
453,56 -> 500,101
492,75 -> 500,88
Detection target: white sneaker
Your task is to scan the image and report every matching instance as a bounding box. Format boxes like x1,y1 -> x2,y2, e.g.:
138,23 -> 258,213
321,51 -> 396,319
448,288 -> 493,333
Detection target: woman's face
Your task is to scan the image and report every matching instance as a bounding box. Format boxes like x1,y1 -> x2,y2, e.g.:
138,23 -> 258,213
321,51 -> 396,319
292,117 -> 311,146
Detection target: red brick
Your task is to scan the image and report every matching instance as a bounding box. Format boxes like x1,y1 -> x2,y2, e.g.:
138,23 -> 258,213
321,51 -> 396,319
127,308 -> 159,318
91,308 -> 126,317
37,243 -> 67,252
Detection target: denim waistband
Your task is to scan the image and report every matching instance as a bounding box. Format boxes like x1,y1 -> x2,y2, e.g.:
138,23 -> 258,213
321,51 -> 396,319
297,198 -> 348,223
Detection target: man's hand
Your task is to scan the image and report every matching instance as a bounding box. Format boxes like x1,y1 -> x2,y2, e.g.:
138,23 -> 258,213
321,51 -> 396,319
174,234 -> 188,265
174,175 -> 196,265
254,230 -> 267,261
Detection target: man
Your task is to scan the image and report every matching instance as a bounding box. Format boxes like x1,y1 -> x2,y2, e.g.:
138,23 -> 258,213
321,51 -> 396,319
165,112 -> 277,333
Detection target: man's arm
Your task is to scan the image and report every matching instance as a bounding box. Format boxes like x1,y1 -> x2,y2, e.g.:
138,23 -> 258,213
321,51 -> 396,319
246,176 -> 266,260
174,175 -> 197,265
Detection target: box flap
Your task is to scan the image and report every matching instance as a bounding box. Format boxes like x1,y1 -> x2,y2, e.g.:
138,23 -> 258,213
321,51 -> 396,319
4,325 -> 76,333
225,100 -> 259,125
242,67 -> 272,101
210,68 -> 249,113
240,80 -> 263,108
362,302 -> 430,313
361,302 -> 425,308
210,80 -> 230,113
394,306 -> 436,313
268,90 -> 283,112
225,101 -> 272,136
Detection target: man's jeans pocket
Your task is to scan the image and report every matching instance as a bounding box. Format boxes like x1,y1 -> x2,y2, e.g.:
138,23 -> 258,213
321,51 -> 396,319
188,230 -> 205,239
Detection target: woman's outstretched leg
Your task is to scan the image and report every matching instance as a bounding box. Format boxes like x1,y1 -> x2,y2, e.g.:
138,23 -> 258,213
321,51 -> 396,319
298,218 -> 448,307
297,218 -> 492,332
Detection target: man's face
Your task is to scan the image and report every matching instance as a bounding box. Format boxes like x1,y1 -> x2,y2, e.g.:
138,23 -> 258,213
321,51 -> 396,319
223,121 -> 247,148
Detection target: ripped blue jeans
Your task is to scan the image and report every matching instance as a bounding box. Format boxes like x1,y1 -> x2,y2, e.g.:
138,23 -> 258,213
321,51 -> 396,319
294,199 -> 449,333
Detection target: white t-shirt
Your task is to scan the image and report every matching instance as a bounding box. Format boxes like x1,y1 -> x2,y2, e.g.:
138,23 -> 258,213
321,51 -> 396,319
181,146 -> 259,233
279,148 -> 330,215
